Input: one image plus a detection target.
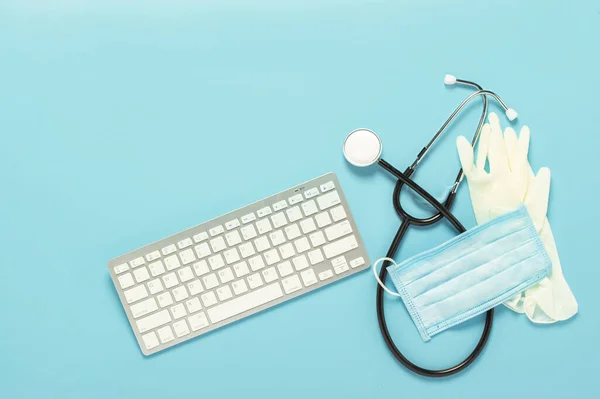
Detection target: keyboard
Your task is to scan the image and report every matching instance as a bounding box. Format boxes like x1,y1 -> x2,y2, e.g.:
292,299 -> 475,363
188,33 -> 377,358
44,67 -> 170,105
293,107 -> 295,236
107,172 -> 370,355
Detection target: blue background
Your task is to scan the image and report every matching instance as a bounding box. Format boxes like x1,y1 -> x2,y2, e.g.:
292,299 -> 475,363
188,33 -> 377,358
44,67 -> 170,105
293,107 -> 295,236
1,1 -> 599,397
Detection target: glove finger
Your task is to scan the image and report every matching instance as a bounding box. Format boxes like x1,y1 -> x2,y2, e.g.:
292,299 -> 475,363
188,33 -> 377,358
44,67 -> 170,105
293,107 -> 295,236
487,112 -> 510,175
456,136 -> 475,176
525,167 -> 551,231
475,124 -> 491,170
518,126 -> 532,175
504,127 -> 519,171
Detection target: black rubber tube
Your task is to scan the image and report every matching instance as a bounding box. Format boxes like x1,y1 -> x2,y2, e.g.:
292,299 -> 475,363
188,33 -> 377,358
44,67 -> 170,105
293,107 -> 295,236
375,158 -> 494,377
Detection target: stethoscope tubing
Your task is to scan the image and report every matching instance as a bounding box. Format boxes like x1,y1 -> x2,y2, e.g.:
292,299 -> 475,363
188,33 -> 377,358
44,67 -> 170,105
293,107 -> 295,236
375,80 -> 497,377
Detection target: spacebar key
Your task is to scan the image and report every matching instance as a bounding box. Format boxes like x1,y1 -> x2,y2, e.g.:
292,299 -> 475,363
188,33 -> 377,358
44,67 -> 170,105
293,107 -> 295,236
207,282 -> 284,324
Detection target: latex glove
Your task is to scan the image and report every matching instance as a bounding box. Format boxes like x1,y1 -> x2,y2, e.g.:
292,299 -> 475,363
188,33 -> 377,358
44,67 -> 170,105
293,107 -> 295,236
456,113 -> 547,230
456,113 -> 577,323
501,122 -> 578,322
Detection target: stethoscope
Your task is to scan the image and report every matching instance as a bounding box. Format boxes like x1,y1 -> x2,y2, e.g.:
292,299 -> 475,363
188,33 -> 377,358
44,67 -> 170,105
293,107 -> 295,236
343,75 -> 517,377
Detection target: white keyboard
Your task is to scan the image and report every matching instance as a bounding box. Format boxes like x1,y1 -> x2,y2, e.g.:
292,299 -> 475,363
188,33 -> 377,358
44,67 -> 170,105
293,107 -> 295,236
108,173 -> 370,355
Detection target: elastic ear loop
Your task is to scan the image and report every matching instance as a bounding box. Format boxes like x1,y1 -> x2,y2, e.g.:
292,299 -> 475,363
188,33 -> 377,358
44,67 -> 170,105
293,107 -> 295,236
372,257 -> 402,297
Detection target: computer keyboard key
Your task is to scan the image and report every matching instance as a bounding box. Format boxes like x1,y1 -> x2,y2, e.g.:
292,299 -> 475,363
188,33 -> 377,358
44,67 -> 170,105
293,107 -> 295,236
142,332 -> 160,350
331,256 -> 347,268
286,206 -> 303,222
317,191 -> 341,210
177,238 -> 193,249
262,267 -> 278,283
309,231 -> 326,247
288,194 -> 303,205
114,263 -> 129,275
257,206 -> 272,217
210,236 -> 227,253
164,255 -> 181,271
185,297 -> 202,314
192,232 -> 208,243
172,286 -> 189,302
256,219 -> 272,235
350,257 -> 365,268
188,312 -> 209,331
247,273 -> 263,289
137,309 -> 171,333
209,225 -> 224,236
162,244 -> 177,255
307,249 -> 324,265
238,242 -> 255,258
232,279 -> 248,295
225,219 -> 240,230
131,298 -> 158,319
187,279 -> 204,295
233,261 -> 250,277
173,320 -> 190,337
124,285 -> 148,304
170,303 -> 187,319
304,187 -> 319,199
218,267 -> 234,284
194,243 -> 211,259
130,257 -> 145,268
284,224 -> 302,240
162,272 -> 179,289
241,225 -> 258,241
278,243 -> 295,260
157,292 -> 174,308
320,181 -> 335,193
177,266 -> 194,283
216,285 -> 233,301
208,254 -> 225,270
157,326 -> 175,343
225,231 -> 242,247
118,273 -> 135,289
254,236 -> 270,252
241,213 -> 256,224
292,255 -> 309,271
325,220 -> 353,241
201,291 -> 218,307
223,248 -> 240,265
323,235 -> 358,259
282,275 -> 302,294
248,255 -> 265,271
269,230 -> 286,246
273,200 -> 288,211
315,212 -> 332,228
149,261 -> 166,277
264,249 -> 280,266
147,279 -> 164,295
207,283 -> 283,324
301,200 -> 318,216
300,218 -> 317,234
193,260 -> 210,276
318,269 -> 334,281
271,212 -> 287,228
134,267 -> 150,283
294,237 -> 311,253
334,263 -> 350,275
179,249 -> 196,265
203,273 -> 219,290
300,269 -> 317,286
277,261 -> 294,277
330,205 -> 347,222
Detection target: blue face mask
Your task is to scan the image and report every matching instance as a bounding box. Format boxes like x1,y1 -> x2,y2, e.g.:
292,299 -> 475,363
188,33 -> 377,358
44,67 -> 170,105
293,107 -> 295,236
375,206 -> 551,341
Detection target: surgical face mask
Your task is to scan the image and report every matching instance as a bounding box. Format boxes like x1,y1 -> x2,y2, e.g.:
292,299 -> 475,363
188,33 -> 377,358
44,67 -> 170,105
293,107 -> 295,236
374,206 -> 551,341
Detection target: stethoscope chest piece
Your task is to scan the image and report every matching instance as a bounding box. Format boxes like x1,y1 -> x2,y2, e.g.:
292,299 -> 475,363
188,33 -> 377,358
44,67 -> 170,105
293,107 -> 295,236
343,128 -> 382,167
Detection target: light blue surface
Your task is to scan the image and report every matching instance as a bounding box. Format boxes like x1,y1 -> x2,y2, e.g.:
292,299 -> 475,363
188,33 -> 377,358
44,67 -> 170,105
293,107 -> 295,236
1,1 -> 598,397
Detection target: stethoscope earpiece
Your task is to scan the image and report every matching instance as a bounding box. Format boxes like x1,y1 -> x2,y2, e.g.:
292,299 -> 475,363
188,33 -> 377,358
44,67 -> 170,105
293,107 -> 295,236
343,128 -> 382,167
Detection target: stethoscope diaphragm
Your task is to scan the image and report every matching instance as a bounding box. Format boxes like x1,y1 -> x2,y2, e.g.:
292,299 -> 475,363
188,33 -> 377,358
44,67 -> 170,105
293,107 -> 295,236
343,128 -> 382,167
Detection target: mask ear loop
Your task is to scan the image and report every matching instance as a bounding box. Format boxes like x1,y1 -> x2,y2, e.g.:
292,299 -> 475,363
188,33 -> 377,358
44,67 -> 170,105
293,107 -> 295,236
372,257 -> 402,297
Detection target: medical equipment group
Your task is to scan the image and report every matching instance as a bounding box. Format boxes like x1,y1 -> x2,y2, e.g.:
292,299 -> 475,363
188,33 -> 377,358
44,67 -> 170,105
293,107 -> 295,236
343,75 -> 577,377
